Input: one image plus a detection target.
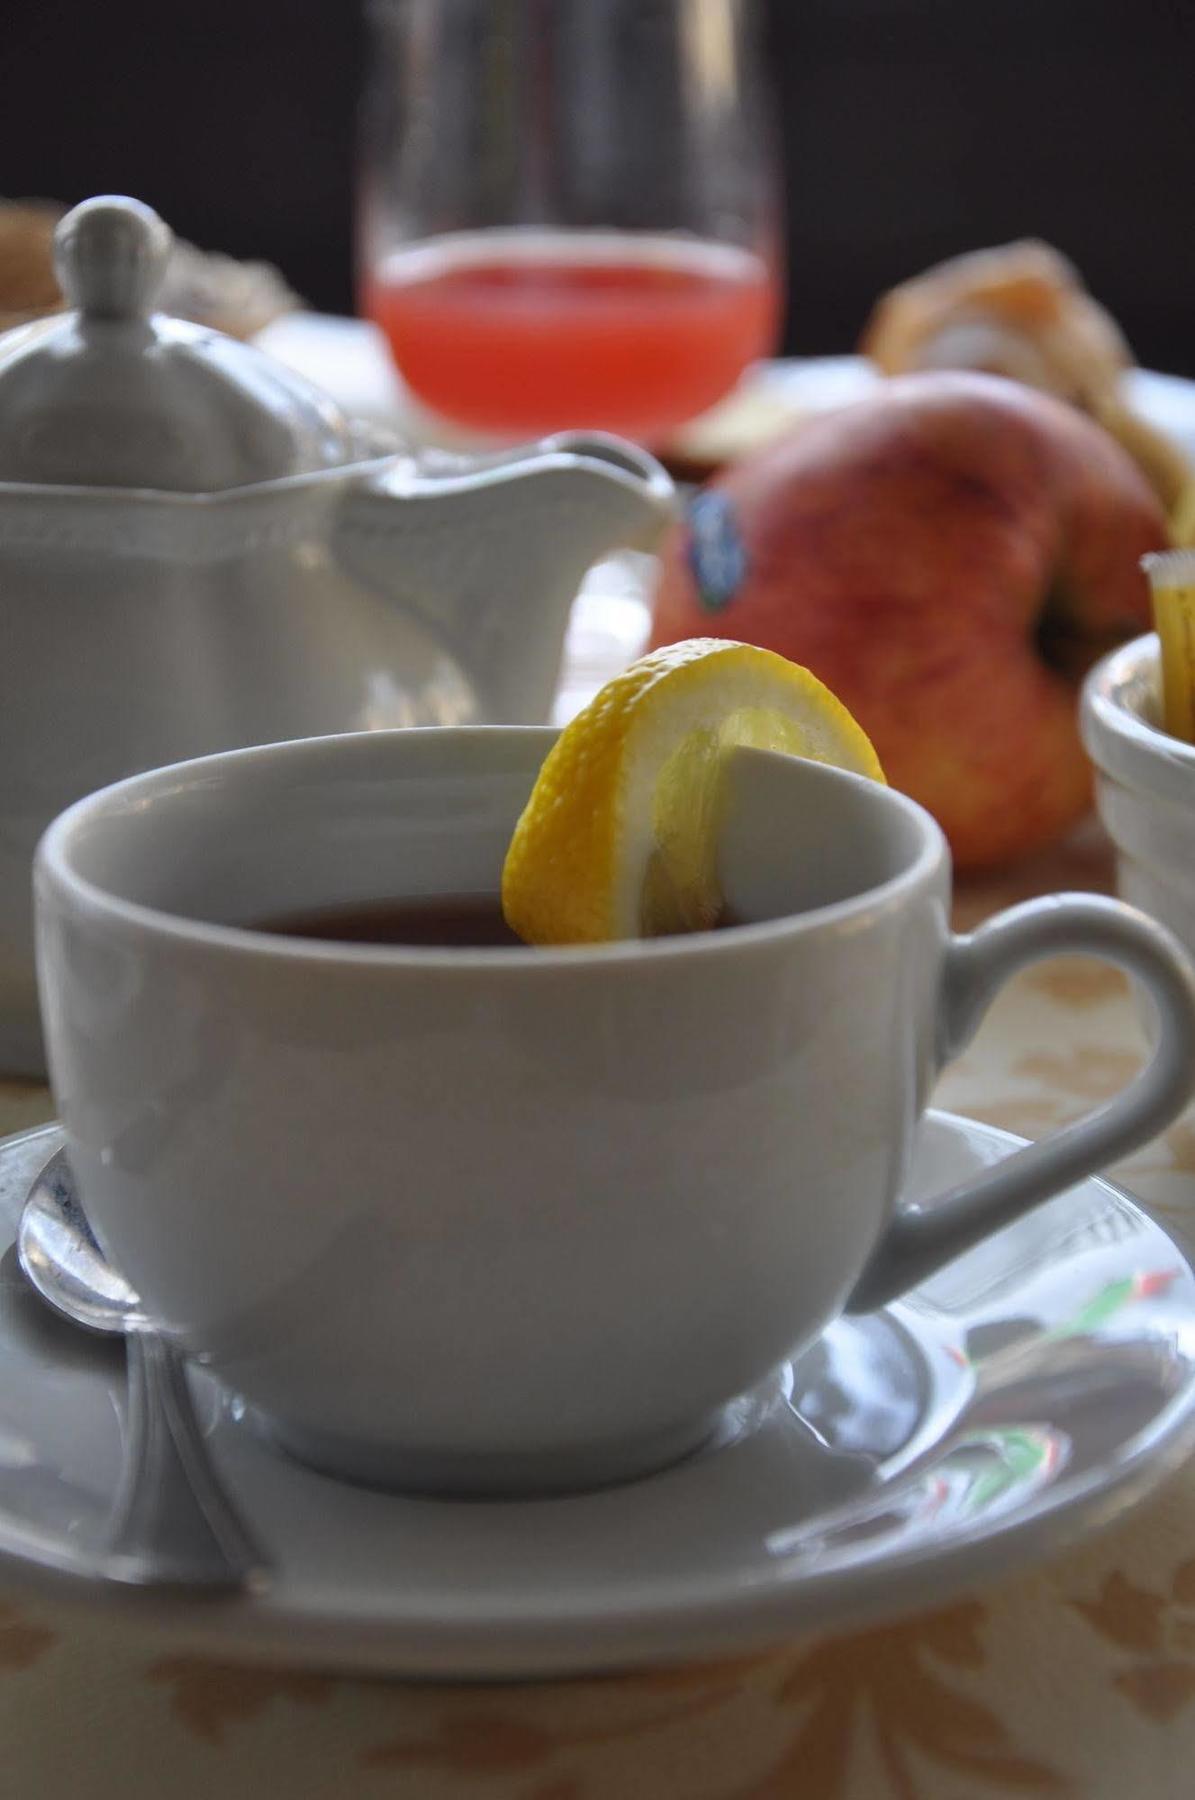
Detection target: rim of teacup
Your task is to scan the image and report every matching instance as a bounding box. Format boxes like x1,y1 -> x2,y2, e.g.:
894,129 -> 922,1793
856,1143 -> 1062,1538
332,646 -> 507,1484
36,726 -> 946,971
1081,631 -> 1195,808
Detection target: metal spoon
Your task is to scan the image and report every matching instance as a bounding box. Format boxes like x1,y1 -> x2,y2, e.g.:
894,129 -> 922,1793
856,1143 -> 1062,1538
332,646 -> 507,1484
18,1149 -> 268,1591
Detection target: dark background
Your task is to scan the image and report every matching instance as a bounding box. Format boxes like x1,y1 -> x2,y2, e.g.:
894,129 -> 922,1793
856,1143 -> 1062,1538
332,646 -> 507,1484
4,0 -> 1193,373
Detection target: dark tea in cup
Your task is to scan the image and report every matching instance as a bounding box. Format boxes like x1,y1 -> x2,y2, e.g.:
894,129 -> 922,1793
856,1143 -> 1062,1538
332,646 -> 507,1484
254,896 -> 522,948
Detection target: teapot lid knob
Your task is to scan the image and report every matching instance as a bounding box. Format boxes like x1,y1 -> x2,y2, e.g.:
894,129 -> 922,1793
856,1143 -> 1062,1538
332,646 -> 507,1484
53,195 -> 173,320
0,190 -> 390,490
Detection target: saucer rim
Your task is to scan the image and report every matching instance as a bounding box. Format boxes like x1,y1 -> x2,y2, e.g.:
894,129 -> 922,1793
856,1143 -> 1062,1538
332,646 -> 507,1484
1,1111 -> 1193,1679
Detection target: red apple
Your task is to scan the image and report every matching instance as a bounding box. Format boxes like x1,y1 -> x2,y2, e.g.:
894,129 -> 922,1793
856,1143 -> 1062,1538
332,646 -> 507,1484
650,372 -> 1168,870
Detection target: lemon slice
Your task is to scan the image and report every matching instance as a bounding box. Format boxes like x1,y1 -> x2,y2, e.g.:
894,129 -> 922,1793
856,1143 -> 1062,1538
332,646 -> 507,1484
502,637 -> 885,944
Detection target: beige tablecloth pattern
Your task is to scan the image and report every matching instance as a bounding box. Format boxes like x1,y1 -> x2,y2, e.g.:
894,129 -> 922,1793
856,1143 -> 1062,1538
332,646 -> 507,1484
3,835 -> 1195,1799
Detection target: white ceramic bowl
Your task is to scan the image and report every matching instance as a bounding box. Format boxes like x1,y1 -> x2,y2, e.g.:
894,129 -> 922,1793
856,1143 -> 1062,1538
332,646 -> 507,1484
1082,632 -> 1195,957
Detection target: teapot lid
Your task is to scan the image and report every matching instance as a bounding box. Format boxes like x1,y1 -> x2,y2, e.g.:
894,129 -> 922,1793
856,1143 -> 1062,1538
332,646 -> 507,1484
0,195 -> 366,491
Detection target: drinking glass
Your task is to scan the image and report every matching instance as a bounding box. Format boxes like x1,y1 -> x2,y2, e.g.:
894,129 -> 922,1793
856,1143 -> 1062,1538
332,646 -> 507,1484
358,0 -> 783,444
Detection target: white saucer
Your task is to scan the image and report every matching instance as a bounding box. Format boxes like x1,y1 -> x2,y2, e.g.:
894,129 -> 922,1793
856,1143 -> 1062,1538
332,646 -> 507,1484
1,1110 -> 1194,1680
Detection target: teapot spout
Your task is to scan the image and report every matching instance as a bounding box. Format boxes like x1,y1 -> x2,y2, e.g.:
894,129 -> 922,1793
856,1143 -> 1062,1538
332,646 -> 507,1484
334,436 -> 676,724
533,433 -> 676,553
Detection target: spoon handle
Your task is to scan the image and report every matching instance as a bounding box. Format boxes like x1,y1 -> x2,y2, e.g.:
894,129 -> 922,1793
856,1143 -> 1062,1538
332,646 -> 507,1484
107,1330 -> 269,1591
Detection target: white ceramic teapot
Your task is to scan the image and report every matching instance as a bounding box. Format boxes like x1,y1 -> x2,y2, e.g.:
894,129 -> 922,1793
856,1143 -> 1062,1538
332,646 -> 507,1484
0,196 -> 675,1075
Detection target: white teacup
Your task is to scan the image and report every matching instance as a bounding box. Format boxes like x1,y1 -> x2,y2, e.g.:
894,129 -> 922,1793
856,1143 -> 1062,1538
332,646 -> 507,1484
34,728 -> 1195,1494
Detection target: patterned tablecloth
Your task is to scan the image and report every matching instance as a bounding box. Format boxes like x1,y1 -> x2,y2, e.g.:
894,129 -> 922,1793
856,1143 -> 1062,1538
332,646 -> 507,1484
2,822 -> 1195,1798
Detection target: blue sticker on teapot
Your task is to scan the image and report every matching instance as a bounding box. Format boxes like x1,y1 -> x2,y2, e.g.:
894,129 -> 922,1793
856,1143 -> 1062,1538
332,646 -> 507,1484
687,490 -> 746,613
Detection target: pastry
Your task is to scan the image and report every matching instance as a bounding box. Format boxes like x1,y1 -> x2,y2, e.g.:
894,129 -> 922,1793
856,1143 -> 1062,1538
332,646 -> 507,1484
861,239 -> 1191,521
0,202 -> 62,330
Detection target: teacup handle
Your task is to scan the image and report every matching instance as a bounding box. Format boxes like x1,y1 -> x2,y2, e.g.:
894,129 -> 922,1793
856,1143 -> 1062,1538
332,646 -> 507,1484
847,893 -> 1195,1313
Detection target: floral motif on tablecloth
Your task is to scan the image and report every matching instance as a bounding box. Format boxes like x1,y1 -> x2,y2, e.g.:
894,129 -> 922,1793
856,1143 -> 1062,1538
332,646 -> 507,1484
146,1656 -> 334,1743
358,1661 -> 755,1782
1008,1047 -> 1143,1101
1026,961 -> 1128,1009
733,1602 -> 1069,1799
346,1614 -> 1070,1798
0,1602 -> 54,1672
1071,1564 -> 1195,1723
962,1096 -> 1070,1140
953,1036 -> 1149,1159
